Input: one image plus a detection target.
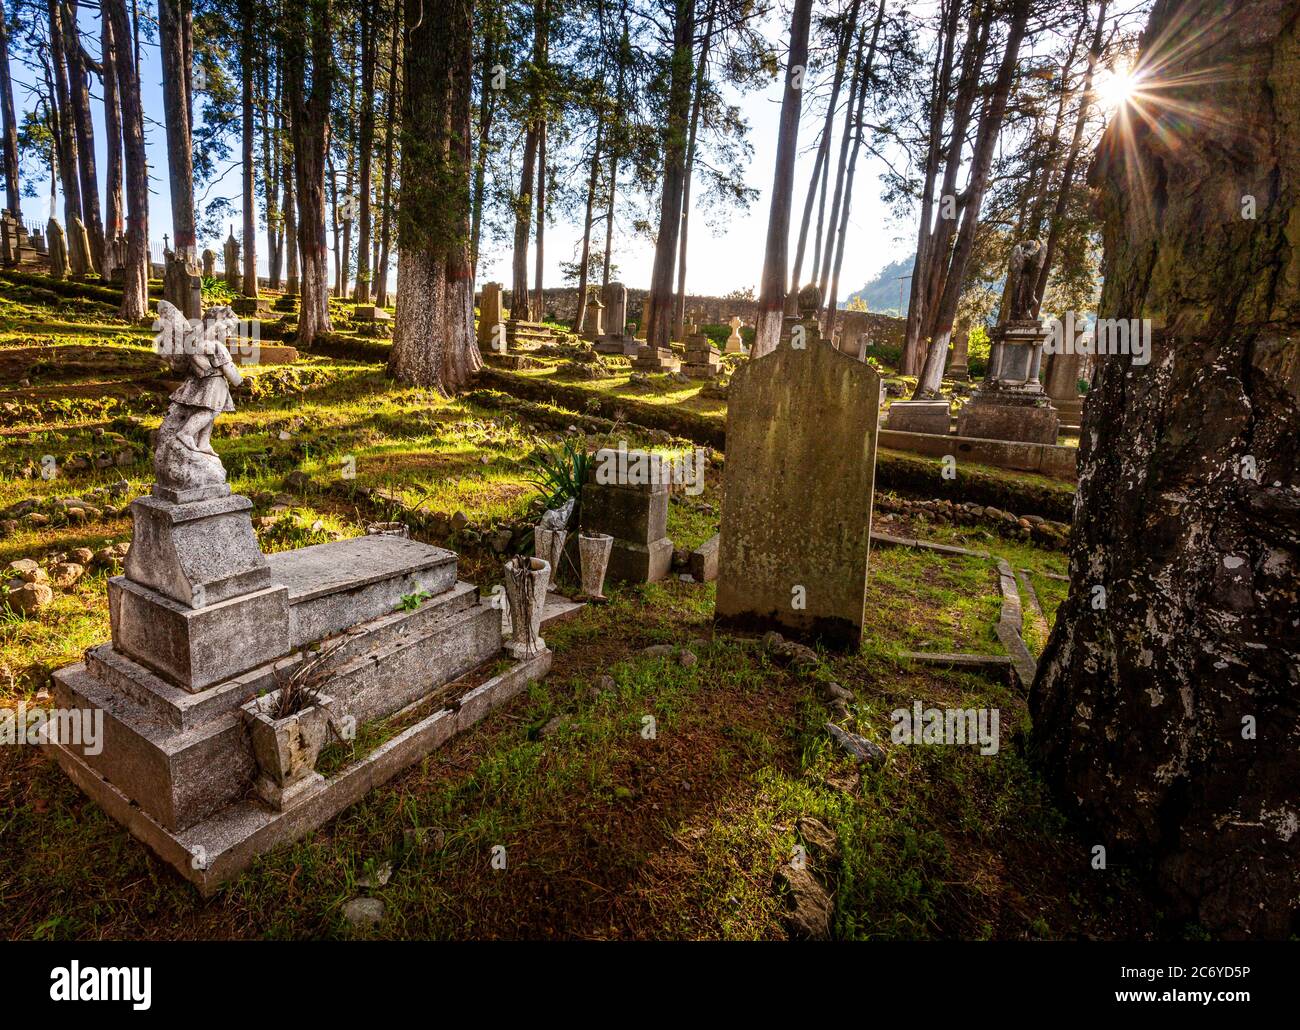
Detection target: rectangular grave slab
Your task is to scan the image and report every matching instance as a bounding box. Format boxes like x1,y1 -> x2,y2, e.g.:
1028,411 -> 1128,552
716,338 -> 880,649
885,399 -> 951,435
267,535 -> 459,645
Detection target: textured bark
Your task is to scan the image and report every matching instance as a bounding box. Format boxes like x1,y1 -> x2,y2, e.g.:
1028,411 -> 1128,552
100,12 -> 123,238
646,0 -> 696,351
105,0 -> 147,319
287,0 -> 333,345
573,120 -> 602,334
374,0 -> 400,307
752,0 -> 812,357
0,1 -> 20,214
159,0 -> 196,262
533,119 -> 545,320
241,0 -> 258,296
672,0 -> 716,339
388,0 -> 479,393
354,3 -> 375,303
47,0 -> 84,273
67,3 -> 105,271
1031,0 -> 1300,939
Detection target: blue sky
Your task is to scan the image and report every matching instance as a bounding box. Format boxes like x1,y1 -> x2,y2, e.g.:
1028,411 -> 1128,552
10,6 -> 913,298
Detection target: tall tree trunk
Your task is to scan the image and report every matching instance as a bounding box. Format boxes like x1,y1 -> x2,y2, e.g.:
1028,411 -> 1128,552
510,126 -> 538,318
601,11 -> 629,290
105,0 -> 147,318
159,0 -> 196,264
902,0 -> 961,374
287,0 -> 333,345
790,0 -> 857,294
388,0 -> 480,392
338,30 -> 356,299
914,0 -> 1031,396
264,36 -> 283,288
47,0 -> 84,271
100,11 -> 123,239
645,0 -> 696,351
67,2 -> 105,271
533,119 -> 545,320
470,20 -> 494,276
1032,0 -> 1300,939
752,0 -> 813,357
824,0 -> 884,327
354,3 -> 375,303
1033,0 -> 1108,316
375,0 -> 400,307
283,143 -> 298,292
241,0 -> 258,296
672,0 -> 717,340
0,1 -> 21,214
573,120 -> 602,334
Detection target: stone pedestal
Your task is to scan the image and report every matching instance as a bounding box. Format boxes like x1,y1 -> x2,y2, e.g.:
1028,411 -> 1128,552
477,282 -> 504,347
682,333 -> 721,378
957,320 -> 1059,444
223,232 -> 242,293
886,399 -> 951,435
631,345 -> 681,373
352,304 -> 391,322
232,297 -> 272,318
580,453 -> 673,583
1043,350 -> 1084,425
582,296 -> 604,341
725,317 -> 745,354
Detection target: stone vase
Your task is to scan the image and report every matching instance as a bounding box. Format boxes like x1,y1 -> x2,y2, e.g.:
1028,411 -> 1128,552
240,690 -> 335,811
533,526 -> 567,592
503,556 -> 549,659
578,532 -> 613,601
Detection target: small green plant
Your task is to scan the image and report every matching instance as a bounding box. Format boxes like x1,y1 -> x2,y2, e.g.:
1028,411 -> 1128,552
399,589 -> 430,611
263,639 -> 346,719
200,275 -> 235,305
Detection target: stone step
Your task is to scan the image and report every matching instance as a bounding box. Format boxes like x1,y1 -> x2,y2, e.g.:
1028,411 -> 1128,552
266,534 -> 459,645
57,593 -> 503,833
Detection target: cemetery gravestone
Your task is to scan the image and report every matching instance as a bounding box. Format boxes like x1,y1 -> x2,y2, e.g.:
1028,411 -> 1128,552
478,282 -> 505,348
580,448 -> 674,583
47,218 -> 68,280
582,293 -> 604,341
716,335 -> 881,649
595,282 -> 636,355
725,316 -> 745,354
223,231 -> 242,293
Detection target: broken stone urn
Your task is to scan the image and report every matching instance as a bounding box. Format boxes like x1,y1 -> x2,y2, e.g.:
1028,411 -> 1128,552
503,556 -> 549,659
240,686 -> 336,811
534,526 -> 567,592
578,532 -> 613,601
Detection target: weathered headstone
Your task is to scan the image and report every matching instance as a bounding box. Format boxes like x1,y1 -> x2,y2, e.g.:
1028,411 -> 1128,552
716,335 -> 880,649
579,448 -> 674,583
1042,338 -> 1084,426
948,324 -> 970,380
164,254 -> 203,320
477,282 -> 504,349
682,327 -> 721,379
69,216 -> 92,277
884,398 -> 951,435
223,231 -> 242,293
47,218 -> 68,280
201,249 -> 217,277
594,282 -> 635,355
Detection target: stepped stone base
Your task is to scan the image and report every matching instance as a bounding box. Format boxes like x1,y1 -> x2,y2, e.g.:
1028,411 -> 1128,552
886,399 -> 951,435
594,335 -> 637,356
631,346 -> 681,373
47,648 -> 552,894
957,390 -> 1059,444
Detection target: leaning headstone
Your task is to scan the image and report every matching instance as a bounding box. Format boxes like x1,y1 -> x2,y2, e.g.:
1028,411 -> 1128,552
948,325 -> 970,380
715,333 -> 881,649
47,218 -> 68,280
69,216 -> 92,277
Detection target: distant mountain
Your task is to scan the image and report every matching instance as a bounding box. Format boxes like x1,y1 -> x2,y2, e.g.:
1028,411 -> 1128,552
844,254 -> 915,315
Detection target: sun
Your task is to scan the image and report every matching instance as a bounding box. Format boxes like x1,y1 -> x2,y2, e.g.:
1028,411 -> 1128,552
1095,63 -> 1141,111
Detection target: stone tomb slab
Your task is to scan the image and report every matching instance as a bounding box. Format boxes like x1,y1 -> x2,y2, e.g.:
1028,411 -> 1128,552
267,534 -> 459,645
715,339 -> 880,648
885,399 -> 951,435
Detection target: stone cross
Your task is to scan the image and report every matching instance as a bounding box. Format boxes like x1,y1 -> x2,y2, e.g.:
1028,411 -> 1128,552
725,316 -> 744,354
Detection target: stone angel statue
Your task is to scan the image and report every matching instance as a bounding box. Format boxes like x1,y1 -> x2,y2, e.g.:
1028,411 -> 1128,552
152,300 -> 245,499
1006,238 -> 1046,322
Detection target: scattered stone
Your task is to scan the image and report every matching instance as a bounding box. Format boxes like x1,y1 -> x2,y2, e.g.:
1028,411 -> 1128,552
6,582 -> 53,614
4,559 -> 38,578
678,649 -> 698,669
641,644 -> 675,658
451,511 -> 469,531
356,862 -> 393,889
0,519 -> 17,537
825,722 -> 885,766
341,897 -> 385,929
796,816 -> 841,861
761,630 -> 785,650
821,681 -> 854,703
50,562 -> 84,588
92,547 -> 119,566
775,863 -> 833,940
538,715 -> 569,739
284,470 -> 313,491
25,513 -> 49,526
593,674 -> 616,693
490,528 -> 514,554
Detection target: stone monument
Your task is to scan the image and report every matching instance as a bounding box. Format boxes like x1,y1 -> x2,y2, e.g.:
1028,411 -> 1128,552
631,295 -> 681,373
201,249 -> 217,277
956,240 -> 1059,444
46,300 -> 551,892
223,231 -> 242,293
69,216 -> 93,277
725,316 -> 745,354
682,322 -> 721,379
948,324 -> 970,380
715,324 -> 880,649
579,448 -> 674,583
594,281 -> 636,355
477,282 -> 505,348
581,291 -> 604,341
1042,334 -> 1085,427
164,254 -> 203,320
47,218 -> 68,280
